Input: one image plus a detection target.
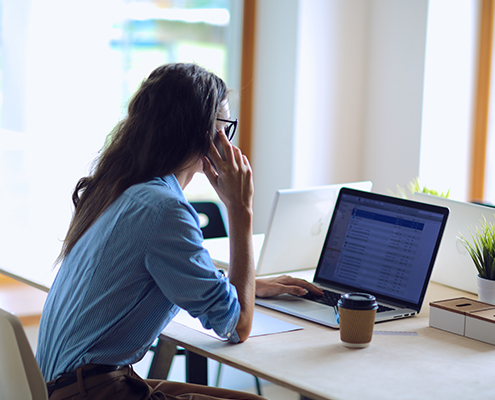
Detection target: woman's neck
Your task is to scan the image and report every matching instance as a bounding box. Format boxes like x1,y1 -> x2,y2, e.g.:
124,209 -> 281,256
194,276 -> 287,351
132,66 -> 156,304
174,157 -> 202,189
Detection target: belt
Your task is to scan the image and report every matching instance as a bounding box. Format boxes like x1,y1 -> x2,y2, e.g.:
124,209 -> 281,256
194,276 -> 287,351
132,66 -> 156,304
47,364 -> 126,396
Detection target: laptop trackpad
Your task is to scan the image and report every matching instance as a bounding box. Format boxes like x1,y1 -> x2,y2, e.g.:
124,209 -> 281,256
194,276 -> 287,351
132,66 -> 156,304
255,295 -> 339,327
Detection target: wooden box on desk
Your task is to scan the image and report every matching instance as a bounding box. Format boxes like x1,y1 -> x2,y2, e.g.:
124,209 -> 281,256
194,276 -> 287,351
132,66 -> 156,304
429,297 -> 493,336
465,308 -> 495,345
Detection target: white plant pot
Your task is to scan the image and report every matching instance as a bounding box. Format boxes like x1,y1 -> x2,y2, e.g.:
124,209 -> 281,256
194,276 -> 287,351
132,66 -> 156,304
477,275 -> 495,305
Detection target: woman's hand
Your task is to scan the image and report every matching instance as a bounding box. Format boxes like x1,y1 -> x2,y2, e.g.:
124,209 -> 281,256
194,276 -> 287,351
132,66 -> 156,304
202,130 -> 253,215
255,275 -> 324,298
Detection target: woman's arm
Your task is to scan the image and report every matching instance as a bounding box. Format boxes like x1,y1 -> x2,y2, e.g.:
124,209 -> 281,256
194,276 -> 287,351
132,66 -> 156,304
203,130 -> 255,342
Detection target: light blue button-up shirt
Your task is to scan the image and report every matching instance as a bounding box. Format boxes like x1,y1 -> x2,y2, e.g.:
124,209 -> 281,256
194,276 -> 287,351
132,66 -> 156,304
36,175 -> 240,381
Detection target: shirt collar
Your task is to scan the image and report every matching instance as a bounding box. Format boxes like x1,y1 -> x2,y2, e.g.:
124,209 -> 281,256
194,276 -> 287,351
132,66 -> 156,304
159,175 -> 187,201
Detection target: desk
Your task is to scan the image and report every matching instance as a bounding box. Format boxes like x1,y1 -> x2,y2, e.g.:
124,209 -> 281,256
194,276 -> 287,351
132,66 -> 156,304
4,265 -> 495,399
160,282 -> 495,400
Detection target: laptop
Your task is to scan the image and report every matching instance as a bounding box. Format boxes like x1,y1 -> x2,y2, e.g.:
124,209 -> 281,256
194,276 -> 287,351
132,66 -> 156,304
255,188 -> 449,328
413,192 -> 495,294
204,181 -> 373,276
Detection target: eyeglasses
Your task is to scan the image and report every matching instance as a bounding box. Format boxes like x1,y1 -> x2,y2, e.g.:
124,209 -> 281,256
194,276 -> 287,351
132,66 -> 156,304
216,118 -> 238,141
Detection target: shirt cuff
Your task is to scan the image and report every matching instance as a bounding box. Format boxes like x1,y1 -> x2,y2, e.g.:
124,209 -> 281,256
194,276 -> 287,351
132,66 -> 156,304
226,328 -> 241,343
223,302 -> 241,343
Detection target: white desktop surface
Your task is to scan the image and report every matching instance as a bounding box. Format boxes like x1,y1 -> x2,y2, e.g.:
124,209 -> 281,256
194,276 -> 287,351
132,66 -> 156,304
161,282 -> 494,400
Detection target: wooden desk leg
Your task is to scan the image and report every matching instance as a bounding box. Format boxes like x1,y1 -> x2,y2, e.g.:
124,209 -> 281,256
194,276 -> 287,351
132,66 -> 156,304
185,350 -> 208,385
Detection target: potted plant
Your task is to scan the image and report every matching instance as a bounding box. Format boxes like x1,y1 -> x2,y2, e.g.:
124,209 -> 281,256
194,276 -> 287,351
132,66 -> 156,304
459,217 -> 495,305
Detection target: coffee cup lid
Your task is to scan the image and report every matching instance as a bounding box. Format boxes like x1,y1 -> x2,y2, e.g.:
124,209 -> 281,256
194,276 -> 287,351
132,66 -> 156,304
337,293 -> 378,310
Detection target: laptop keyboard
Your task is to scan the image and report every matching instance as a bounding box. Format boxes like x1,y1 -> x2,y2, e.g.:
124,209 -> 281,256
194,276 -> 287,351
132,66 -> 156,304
301,288 -> 394,313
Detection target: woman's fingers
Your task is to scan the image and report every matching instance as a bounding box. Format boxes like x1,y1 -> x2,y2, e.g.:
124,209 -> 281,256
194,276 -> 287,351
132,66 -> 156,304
217,129 -> 235,163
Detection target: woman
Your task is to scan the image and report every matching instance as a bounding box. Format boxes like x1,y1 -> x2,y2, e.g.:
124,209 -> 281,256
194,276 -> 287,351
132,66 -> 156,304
36,63 -> 320,400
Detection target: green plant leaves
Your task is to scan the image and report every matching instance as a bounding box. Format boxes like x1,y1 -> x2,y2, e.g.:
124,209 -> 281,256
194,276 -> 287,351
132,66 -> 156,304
459,216 -> 495,280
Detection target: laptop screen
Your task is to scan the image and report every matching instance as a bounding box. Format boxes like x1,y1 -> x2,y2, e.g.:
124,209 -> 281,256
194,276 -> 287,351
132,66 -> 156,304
314,188 -> 449,310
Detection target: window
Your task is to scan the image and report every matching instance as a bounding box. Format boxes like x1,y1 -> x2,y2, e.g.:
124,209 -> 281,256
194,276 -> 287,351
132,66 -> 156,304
0,0 -> 241,278
111,0 -> 237,111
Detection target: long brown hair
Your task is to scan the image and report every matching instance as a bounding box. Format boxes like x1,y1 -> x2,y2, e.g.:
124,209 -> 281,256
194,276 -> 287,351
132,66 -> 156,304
57,63 -> 227,264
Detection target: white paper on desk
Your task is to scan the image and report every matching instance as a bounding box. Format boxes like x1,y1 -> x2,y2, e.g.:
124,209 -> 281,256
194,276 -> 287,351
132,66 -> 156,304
173,309 -> 303,341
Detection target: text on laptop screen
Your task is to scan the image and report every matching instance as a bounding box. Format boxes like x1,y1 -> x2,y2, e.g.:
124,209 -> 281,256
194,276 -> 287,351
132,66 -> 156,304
316,192 -> 446,304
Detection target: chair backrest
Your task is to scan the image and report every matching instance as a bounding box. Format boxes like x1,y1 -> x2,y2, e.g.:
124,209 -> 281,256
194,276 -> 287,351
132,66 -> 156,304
190,201 -> 227,239
0,308 -> 48,400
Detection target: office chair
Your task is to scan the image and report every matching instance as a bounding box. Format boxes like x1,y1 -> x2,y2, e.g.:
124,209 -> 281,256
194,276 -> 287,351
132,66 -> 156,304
0,307 -> 48,400
190,201 -> 228,238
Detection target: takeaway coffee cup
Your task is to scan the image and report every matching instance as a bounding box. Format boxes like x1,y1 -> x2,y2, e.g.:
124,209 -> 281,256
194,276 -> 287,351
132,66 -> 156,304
337,293 -> 378,348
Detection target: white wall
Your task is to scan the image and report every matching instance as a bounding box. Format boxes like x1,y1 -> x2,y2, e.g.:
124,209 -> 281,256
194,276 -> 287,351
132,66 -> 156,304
293,0 -> 369,188
361,0 -> 429,195
251,0 -> 300,232
251,0 -> 433,233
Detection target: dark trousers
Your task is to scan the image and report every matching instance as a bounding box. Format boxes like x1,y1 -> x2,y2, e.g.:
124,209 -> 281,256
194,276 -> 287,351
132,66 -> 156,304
47,365 -> 266,400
